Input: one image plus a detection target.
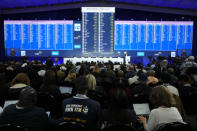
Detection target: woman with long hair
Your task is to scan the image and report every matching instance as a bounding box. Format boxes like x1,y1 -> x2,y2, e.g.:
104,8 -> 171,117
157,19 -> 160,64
100,88 -> 139,130
138,85 -> 183,131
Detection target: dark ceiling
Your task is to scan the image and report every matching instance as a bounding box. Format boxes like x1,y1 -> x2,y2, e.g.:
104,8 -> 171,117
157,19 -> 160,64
0,0 -> 197,10
0,0 -> 197,16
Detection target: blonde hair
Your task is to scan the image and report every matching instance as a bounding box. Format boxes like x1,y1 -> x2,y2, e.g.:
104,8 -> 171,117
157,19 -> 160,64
93,66 -> 100,73
65,72 -> 76,82
86,74 -> 96,90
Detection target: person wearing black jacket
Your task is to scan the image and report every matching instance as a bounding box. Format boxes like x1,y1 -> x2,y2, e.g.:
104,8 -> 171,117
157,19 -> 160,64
45,56 -> 53,68
0,86 -> 54,131
0,73 -> 9,107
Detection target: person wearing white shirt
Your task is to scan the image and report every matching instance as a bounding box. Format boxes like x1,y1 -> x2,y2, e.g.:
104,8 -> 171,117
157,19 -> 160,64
138,86 -> 184,131
0,106 -> 3,115
146,107 -> 183,131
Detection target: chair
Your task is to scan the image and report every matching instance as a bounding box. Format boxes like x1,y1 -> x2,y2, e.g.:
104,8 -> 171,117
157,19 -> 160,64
36,92 -> 62,118
57,121 -> 87,131
0,124 -> 28,131
156,122 -> 194,131
102,124 -> 137,131
188,92 -> 197,115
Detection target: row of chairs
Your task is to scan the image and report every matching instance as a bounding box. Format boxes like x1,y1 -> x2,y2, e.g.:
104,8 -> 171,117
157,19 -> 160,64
0,121 -> 193,131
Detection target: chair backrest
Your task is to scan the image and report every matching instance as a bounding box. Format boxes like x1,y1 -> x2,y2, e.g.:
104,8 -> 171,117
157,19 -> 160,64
0,124 -> 28,131
57,121 -> 87,131
102,124 -> 137,131
157,122 -> 194,131
188,92 -> 197,114
36,92 -> 62,118
36,92 -> 57,111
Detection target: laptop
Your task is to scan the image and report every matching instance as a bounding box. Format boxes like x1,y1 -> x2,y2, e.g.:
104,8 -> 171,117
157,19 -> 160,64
3,100 -> 19,109
59,86 -> 73,94
133,103 -> 150,116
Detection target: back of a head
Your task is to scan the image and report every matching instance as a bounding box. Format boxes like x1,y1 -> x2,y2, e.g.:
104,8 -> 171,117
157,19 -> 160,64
57,70 -> 65,79
100,69 -> 108,77
167,68 -> 174,74
129,64 -> 134,71
137,63 -> 143,70
66,71 -> 76,82
107,65 -> 112,70
150,85 -> 175,108
93,66 -> 100,73
17,86 -> 37,107
160,59 -> 168,67
137,72 -> 147,82
11,73 -> 30,86
79,64 -> 89,76
117,70 -> 124,78
188,56 -> 195,61
178,74 -> 189,83
75,76 -> 89,94
110,88 -> 129,109
86,74 -> 96,90
148,70 -> 155,76
160,71 -> 171,83
43,70 -> 56,85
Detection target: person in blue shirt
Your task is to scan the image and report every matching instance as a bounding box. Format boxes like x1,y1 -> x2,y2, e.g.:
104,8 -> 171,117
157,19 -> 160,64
62,76 -> 101,130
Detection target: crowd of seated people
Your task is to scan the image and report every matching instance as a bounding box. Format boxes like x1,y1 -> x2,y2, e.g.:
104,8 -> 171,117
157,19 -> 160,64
0,55 -> 196,131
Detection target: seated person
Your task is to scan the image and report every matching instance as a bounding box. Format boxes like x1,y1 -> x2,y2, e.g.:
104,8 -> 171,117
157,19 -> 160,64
146,70 -> 159,85
86,74 -> 107,108
39,70 -> 61,101
138,85 -> 184,131
8,73 -> 30,100
100,88 -> 140,130
62,76 -> 101,130
0,106 -> 2,114
0,73 -> 9,107
0,86 -> 54,131
178,74 -> 197,115
65,69 -> 76,84
39,70 -> 62,118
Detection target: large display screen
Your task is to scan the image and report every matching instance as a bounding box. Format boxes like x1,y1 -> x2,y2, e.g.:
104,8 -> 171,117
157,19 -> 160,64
115,21 -> 193,51
3,7 -> 194,57
4,20 -> 75,56
82,7 -> 115,55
